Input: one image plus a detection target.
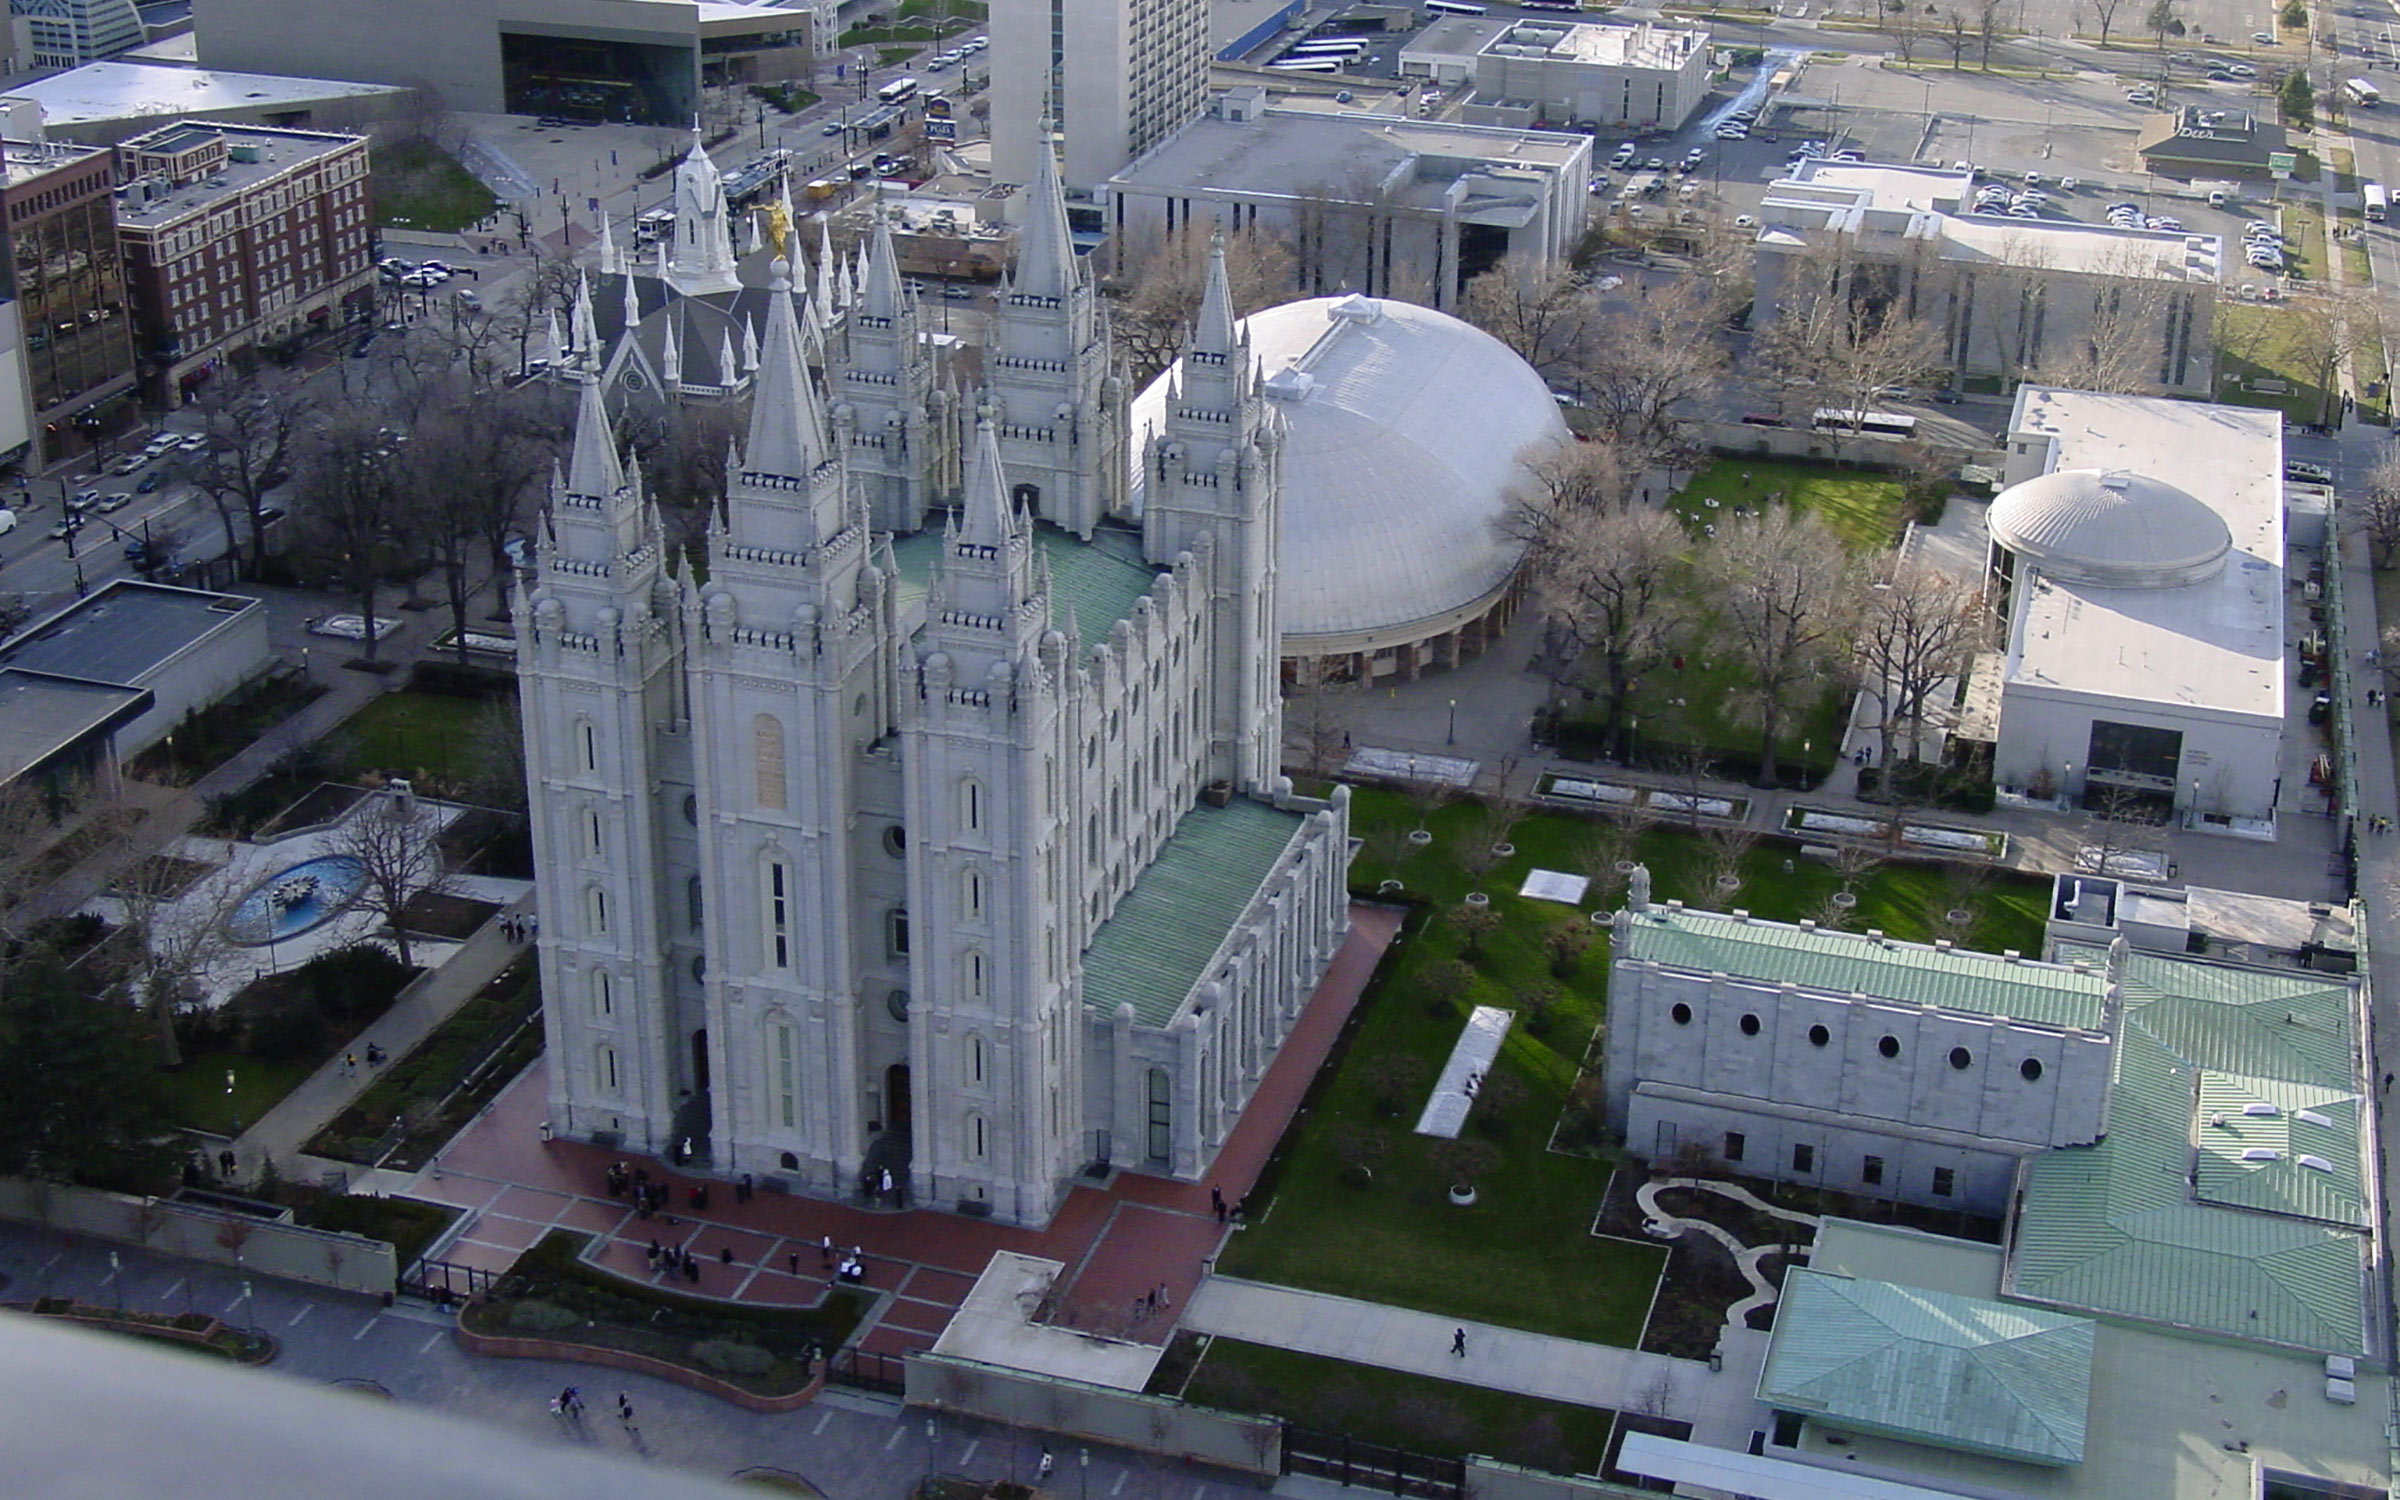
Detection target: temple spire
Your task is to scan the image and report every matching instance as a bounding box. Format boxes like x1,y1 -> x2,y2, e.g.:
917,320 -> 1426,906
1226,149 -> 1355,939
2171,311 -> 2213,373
1013,136 -> 1077,300
1195,231 -> 1236,357
861,203 -> 905,317
741,257 -> 830,480
565,373 -> 625,501
959,415 -> 1016,549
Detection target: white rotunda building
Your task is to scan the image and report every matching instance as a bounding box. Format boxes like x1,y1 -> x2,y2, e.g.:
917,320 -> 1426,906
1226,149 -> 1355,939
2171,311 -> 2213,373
1130,294 -> 1571,682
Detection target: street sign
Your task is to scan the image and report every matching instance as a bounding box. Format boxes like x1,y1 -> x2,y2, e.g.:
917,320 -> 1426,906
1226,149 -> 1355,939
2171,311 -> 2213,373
925,119 -> 956,140
2269,151 -> 2298,178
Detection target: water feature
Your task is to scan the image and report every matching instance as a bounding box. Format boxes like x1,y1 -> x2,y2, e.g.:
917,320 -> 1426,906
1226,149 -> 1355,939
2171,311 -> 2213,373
224,855 -> 369,946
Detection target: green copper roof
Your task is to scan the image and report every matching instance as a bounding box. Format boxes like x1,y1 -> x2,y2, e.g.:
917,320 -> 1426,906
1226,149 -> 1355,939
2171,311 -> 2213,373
1759,1269 -> 2095,1466
2010,953 -> 2370,1353
1081,796 -> 1305,1028
2192,1073 -> 2368,1229
1615,906 -> 2110,1031
888,520 -> 1160,638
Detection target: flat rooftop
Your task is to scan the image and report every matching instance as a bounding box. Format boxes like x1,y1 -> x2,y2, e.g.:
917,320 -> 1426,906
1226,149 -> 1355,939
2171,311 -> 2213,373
0,580 -> 257,686
1485,19 -> 1705,68
0,136 -> 110,191
1769,159 -> 1972,214
1783,1219 -> 2389,1500
0,670 -> 149,783
1106,107 -> 1583,216
1939,215 -> 2222,283
3,62 -> 404,131
2003,387 -> 2284,722
112,123 -> 363,230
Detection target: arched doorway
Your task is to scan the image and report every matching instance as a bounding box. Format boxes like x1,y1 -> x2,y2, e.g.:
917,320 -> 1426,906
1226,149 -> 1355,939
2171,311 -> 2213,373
886,1064 -> 912,1133
690,1029 -> 710,1092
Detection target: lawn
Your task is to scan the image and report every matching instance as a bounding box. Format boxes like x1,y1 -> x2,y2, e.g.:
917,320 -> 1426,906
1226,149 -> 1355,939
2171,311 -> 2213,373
1180,1339 -> 1618,1472
1220,788 -> 2049,1349
338,690 -> 499,788
373,138 -> 500,233
310,955 -> 542,1170
1666,458 -> 1909,553
2283,202 -> 2328,284
2215,303 -> 2336,427
156,1050 -> 313,1138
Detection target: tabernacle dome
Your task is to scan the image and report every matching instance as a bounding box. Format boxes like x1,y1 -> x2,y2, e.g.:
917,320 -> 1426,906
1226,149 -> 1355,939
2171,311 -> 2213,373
1986,468 -> 2233,589
1129,293 -> 1571,680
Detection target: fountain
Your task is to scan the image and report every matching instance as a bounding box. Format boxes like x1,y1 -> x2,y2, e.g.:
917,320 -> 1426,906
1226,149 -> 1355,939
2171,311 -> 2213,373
224,855 -> 369,946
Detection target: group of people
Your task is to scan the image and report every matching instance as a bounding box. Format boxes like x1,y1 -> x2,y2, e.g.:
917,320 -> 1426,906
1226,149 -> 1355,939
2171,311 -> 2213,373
859,1166 -> 903,1208
548,1387 -> 638,1432
500,912 -> 538,944
646,1239 -> 705,1284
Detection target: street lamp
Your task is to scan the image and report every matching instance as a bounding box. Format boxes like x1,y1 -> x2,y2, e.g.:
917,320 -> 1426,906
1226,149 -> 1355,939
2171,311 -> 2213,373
108,1250 -> 122,1311
1079,1447 -> 1089,1500
1446,698 -> 1457,745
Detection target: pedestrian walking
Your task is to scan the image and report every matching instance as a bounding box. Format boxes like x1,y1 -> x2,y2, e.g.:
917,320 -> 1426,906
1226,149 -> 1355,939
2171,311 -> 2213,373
217,1148 -> 236,1178
1038,1450 -> 1055,1483
820,1234 -> 834,1269
1452,1327 -> 1467,1357
617,1393 -> 634,1428
720,1245 -> 734,1265
1210,1185 -> 1225,1222
879,1167 -> 894,1203
788,1250 -> 801,1274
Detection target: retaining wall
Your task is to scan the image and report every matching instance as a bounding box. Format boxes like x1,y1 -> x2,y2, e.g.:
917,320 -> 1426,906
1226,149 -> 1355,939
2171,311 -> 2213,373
0,1177 -> 396,1297
905,1352 -> 1281,1476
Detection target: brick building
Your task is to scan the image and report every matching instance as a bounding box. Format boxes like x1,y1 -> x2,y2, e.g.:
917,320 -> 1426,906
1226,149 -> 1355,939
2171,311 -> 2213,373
0,134 -> 137,470
111,122 -> 374,404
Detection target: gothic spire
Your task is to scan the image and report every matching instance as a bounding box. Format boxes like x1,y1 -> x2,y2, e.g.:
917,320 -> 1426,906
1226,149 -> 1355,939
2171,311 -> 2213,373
861,203 -> 905,318
620,263 -> 641,334
1013,137 -> 1078,300
662,314 -> 682,387
741,258 -> 830,480
599,214 -> 620,277
959,415 -> 1017,549
815,218 -> 837,315
565,373 -> 626,501
569,271 -> 601,378
1196,231 -> 1237,358
741,315 -> 760,374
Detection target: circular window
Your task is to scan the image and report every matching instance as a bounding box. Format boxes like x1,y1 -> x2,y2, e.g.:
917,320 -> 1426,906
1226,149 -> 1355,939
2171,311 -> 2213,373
887,988 -> 912,1022
1739,1013 -> 1761,1037
1808,1023 -> 1831,1048
2021,1057 -> 2045,1083
1878,1035 -> 1901,1060
1949,1046 -> 1973,1071
883,824 -> 907,857
1670,1002 -> 1693,1026
779,1150 -> 799,1170
683,792 -> 699,825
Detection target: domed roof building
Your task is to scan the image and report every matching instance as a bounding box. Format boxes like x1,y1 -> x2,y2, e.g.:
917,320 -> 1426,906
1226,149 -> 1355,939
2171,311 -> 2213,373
1968,388 -> 2287,824
1986,469 -> 2232,589
1129,293 -> 1570,681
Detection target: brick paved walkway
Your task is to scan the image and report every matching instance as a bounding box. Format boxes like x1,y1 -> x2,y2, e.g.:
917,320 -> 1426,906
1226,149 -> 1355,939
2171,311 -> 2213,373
404,905 -> 1404,1358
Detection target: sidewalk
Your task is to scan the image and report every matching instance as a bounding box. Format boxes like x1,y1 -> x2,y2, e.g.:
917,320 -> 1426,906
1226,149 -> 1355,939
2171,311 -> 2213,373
227,894 -> 535,1182
1181,1277 -> 1767,1442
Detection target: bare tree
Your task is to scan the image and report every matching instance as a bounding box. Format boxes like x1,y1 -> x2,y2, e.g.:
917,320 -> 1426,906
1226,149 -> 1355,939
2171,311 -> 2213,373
1108,222 -> 1296,388
1757,235 -> 1943,422
107,840 -> 243,1068
386,372 -> 551,663
1942,8 -> 1974,66
327,791 -> 451,970
1576,276 -> 1728,453
1510,446 -> 1687,758
1887,0 -> 1929,62
1976,0 -> 2006,67
1855,555 -> 1992,774
290,412 -> 409,664
1285,674 -> 1361,780
184,381 -> 315,580
1460,265 -> 1592,387
1698,509 -> 1862,787
2353,448 -> 2400,568
2091,0 -> 2125,44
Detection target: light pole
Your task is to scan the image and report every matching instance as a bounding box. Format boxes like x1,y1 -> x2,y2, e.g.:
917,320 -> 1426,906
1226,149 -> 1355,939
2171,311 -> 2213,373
1079,1447 -> 1089,1500
1446,698 -> 1457,745
108,1250 -> 122,1311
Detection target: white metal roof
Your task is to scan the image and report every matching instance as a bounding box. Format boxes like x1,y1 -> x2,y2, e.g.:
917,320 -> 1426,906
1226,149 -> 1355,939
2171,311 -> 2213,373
1127,295 -> 1568,644
1989,468 -> 2233,587
2000,388 -> 2284,722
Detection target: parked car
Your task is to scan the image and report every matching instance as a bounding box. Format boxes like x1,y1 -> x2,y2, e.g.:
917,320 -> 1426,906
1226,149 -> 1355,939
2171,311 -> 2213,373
0,507 -> 15,536
2286,460 -> 2335,482
135,472 -> 165,493
94,492 -> 131,513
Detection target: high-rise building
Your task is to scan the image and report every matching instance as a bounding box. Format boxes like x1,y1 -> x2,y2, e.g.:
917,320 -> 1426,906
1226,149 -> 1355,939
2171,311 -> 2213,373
0,135 -> 136,470
989,0 -> 1210,193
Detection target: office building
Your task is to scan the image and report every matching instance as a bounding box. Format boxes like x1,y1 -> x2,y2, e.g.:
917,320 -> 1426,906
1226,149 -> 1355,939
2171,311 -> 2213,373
989,0 -> 1209,192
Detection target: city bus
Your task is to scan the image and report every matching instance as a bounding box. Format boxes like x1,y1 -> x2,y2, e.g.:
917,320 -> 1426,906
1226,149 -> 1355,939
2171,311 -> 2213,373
2368,182 -> 2390,222
635,208 -> 676,245
1812,408 -> 1919,438
1425,1 -> 1488,15
2345,77 -> 2380,108
1288,40 -> 1367,57
1269,58 -> 1343,71
878,76 -> 919,105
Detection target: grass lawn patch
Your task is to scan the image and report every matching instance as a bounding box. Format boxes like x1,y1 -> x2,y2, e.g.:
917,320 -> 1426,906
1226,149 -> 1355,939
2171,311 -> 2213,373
2284,202 -> 2328,283
156,1050 -> 312,1137
303,1195 -> 460,1269
896,0 -> 987,17
374,138 -> 500,232
2215,303 -> 2333,426
1225,788 -> 2048,1348
339,690 -> 498,787
1182,1338 -> 1617,1472
1667,458 -> 1908,552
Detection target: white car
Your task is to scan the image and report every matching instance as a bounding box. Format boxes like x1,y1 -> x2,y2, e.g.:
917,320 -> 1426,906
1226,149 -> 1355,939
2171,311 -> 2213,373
0,507 -> 15,536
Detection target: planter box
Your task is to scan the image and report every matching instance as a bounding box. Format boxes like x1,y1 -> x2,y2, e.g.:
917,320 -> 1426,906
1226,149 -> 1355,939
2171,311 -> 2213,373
454,1310 -> 829,1412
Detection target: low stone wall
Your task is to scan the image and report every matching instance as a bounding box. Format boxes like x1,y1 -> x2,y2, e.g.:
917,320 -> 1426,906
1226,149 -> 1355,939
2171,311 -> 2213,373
906,1351 -> 1280,1476
0,1177 -> 395,1298
453,1315 -> 828,1412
